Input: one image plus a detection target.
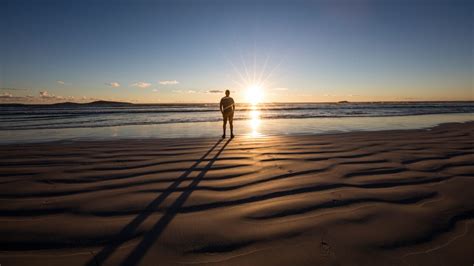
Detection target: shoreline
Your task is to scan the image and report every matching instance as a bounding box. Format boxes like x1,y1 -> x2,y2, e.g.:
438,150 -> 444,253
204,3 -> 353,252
0,113 -> 472,144
1,120 -> 473,147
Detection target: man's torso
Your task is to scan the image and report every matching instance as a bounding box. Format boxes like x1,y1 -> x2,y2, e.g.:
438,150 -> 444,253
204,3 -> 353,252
220,97 -> 234,113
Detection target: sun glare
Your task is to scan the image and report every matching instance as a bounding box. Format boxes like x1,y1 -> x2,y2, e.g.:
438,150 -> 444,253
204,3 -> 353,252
249,108 -> 261,137
246,84 -> 264,105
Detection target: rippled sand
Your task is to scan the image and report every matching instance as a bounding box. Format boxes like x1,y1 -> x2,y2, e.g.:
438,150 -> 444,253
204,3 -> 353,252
1,122 -> 473,265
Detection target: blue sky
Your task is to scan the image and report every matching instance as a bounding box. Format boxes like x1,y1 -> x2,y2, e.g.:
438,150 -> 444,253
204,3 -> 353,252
1,0 -> 472,103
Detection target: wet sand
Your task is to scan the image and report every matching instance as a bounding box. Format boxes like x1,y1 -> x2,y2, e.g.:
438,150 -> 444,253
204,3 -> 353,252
0,122 -> 473,265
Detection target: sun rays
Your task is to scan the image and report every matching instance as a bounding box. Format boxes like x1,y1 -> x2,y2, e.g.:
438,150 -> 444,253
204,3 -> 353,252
224,48 -> 285,105
222,48 -> 286,137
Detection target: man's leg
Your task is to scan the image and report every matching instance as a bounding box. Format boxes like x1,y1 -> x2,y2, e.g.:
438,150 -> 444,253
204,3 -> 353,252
229,114 -> 234,137
222,116 -> 227,138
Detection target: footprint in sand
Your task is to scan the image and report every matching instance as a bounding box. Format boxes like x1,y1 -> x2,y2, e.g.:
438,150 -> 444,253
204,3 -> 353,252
320,240 -> 333,257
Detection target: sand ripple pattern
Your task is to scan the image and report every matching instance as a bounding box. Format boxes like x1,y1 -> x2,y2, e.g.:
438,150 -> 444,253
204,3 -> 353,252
0,122 -> 473,265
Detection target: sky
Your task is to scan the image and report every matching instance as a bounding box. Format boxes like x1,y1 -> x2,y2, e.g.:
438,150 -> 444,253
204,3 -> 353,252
0,0 -> 472,103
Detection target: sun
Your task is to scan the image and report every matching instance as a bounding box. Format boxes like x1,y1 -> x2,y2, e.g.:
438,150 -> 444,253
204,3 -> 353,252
246,84 -> 264,105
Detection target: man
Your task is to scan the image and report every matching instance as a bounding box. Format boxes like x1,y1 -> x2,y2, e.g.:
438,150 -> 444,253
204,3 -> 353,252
220,89 -> 235,138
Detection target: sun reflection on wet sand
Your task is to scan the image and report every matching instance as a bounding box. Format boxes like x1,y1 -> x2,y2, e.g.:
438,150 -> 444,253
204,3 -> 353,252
249,105 -> 262,137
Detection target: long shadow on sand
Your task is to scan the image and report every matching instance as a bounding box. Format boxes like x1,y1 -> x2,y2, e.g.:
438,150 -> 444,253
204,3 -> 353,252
88,138 -> 231,266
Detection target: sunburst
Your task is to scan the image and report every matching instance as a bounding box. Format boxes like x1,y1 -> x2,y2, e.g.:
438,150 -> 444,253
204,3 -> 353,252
246,84 -> 264,105
224,50 -> 285,105
222,48 -> 286,137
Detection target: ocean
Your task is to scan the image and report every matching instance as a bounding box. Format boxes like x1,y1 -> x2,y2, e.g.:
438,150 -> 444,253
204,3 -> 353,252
0,102 -> 473,143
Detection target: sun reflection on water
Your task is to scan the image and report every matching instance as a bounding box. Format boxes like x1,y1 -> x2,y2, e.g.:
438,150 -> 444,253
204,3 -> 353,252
249,105 -> 262,137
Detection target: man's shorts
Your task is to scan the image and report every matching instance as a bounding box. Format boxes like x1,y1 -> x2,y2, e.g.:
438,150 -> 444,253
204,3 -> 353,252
222,110 -> 234,122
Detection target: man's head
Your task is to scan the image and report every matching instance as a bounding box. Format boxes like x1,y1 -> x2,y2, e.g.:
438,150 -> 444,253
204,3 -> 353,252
225,89 -> 230,97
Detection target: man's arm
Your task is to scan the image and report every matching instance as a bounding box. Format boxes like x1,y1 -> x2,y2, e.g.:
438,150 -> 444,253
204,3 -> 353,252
231,99 -> 235,111
219,99 -> 224,113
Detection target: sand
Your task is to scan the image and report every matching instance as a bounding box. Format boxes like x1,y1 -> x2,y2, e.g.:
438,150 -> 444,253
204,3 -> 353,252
0,122 -> 473,266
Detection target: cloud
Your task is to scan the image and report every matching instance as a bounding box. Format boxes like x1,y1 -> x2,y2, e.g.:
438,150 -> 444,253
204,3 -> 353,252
398,97 -> 417,100
172,89 -> 198,94
57,80 -> 66,85
0,95 -> 30,102
39,91 -> 69,100
81,96 -> 99,101
207,90 -> 223,94
131,82 -> 152,88
159,80 -> 179,85
0,91 -> 96,104
0,92 -> 13,98
0,87 -> 28,91
273,87 -> 288,91
152,89 -> 158,92
105,82 -> 120,87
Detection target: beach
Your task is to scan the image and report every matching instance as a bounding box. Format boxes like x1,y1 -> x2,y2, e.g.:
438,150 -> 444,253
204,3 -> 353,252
1,121 -> 473,265
3,0 -> 473,264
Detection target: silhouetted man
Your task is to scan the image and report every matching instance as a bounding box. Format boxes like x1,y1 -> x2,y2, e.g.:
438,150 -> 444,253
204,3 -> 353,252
220,89 -> 235,138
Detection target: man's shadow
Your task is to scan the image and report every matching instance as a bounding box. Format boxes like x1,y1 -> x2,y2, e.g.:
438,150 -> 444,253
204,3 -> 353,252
88,138 -> 232,266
